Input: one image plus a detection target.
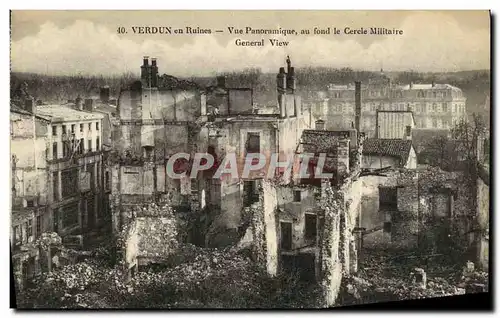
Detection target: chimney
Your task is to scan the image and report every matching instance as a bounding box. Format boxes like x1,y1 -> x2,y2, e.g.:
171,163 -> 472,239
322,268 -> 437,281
431,81 -> 436,88
315,119 -> 325,130
277,67 -> 287,118
141,56 -> 151,88
278,94 -> 286,118
151,58 -> 158,88
25,98 -> 35,114
75,96 -> 83,110
276,67 -> 286,94
84,99 -> 94,112
354,81 -> 362,133
100,86 -> 110,103
286,67 -> 296,93
216,76 -> 226,88
410,82 -> 413,89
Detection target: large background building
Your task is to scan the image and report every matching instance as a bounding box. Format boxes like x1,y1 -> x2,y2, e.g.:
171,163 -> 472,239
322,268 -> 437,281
313,74 -> 467,138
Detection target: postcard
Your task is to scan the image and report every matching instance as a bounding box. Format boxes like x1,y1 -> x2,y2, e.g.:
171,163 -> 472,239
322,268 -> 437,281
10,10 -> 491,309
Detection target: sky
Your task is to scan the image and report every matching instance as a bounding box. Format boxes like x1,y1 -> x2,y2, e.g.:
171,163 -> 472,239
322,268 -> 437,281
10,10 -> 491,77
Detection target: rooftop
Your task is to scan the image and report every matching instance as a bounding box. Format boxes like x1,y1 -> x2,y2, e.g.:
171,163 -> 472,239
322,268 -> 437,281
10,104 -> 51,123
327,83 -> 462,91
400,83 -> 462,91
300,130 -> 345,154
36,105 -> 105,123
363,138 -> 413,166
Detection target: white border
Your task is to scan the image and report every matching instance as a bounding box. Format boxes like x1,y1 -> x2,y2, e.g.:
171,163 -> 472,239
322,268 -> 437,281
2,1 -> 498,317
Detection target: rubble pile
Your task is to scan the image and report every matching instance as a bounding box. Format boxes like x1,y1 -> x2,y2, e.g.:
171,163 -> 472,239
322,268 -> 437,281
339,252 -> 488,306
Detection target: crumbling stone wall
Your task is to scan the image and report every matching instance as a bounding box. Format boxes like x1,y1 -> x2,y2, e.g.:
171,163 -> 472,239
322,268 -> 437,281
120,203 -> 179,273
262,181 -> 279,276
245,180 -> 279,276
361,167 -> 476,254
276,186 -> 317,249
317,184 -> 342,307
317,135 -> 364,307
123,218 -> 139,277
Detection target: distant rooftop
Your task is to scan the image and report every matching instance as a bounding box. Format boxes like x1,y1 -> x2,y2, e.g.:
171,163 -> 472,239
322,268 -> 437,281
327,83 -> 462,91
399,83 -> 462,91
36,105 -> 105,123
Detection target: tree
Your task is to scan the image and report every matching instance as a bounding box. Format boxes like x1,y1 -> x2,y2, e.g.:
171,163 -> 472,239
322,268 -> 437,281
420,113 -> 487,172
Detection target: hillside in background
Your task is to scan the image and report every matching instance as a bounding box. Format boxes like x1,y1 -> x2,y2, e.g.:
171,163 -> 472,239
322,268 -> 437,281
11,68 -> 490,123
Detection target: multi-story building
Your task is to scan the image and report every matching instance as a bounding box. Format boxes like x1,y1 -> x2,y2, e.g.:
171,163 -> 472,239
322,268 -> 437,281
315,76 -> 467,138
10,100 -> 51,287
110,56 -> 312,251
109,57 -> 208,238
35,103 -> 106,245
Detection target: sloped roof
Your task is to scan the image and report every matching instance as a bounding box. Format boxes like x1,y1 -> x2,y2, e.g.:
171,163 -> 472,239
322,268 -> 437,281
363,138 -> 413,165
301,130 -> 340,154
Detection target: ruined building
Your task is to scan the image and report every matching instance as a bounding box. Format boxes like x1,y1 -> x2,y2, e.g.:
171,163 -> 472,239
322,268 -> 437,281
238,130 -> 365,307
109,57 -> 207,237
11,102 -> 51,288
11,98 -> 109,288
235,80 -> 367,307
110,57 -> 312,251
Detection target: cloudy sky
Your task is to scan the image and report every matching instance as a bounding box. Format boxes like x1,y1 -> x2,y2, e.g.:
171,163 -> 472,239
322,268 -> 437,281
11,10 -> 490,77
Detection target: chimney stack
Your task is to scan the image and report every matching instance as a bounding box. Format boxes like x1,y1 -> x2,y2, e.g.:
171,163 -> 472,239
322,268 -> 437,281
277,67 -> 286,118
151,58 -> 158,88
286,67 -> 296,93
25,98 -> 35,114
431,81 -> 436,88
141,56 -> 151,88
276,67 -> 286,94
354,81 -> 362,133
410,82 -> 413,89
84,99 -> 94,112
216,75 -> 226,88
315,119 -> 325,130
76,96 -> 83,110
100,86 -> 110,103
278,94 -> 286,118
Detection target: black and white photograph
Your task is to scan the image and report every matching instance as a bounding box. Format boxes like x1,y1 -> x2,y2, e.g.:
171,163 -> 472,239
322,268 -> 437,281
9,9 -> 491,309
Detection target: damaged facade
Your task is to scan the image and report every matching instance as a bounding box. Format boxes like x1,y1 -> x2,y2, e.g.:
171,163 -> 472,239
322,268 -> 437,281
239,130 -> 365,307
10,97 -> 111,288
108,56 -> 488,308
10,102 -> 51,288
111,57 -> 312,251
